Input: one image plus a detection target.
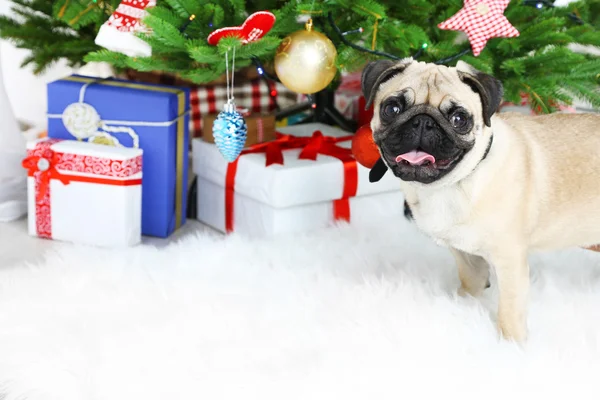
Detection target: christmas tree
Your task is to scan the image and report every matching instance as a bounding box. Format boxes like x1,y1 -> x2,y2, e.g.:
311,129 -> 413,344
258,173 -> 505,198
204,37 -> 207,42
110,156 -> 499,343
0,0 -> 598,113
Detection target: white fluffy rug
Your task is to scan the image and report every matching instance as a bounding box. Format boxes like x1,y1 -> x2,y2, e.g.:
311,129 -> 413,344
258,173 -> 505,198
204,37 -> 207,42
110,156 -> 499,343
2,217 -> 600,400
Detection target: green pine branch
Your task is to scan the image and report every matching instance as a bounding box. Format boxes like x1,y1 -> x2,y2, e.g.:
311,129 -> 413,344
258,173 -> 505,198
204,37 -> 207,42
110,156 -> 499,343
143,15 -> 188,49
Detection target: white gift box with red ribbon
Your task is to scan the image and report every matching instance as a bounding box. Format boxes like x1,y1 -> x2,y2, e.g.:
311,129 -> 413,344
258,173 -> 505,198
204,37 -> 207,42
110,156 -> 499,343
23,138 -> 143,247
192,123 -> 404,237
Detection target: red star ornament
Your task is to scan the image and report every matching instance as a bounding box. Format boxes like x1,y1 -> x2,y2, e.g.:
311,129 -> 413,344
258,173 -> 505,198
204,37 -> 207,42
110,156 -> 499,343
438,0 -> 519,56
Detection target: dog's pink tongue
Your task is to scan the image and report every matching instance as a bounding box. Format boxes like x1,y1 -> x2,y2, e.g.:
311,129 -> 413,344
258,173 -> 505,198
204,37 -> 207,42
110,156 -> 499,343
395,150 -> 436,166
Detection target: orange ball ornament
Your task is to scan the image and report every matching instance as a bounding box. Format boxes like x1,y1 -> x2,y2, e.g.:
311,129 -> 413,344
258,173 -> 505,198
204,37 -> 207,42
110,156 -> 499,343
351,124 -> 380,169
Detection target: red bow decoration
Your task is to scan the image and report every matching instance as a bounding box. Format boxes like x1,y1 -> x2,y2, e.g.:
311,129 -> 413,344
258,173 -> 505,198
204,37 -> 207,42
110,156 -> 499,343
22,150 -> 71,203
227,130 -> 354,166
225,130 -> 358,232
298,130 -> 351,160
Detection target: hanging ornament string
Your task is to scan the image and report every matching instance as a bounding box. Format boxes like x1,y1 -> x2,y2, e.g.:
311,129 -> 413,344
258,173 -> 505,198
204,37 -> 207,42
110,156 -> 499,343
224,46 -> 237,108
231,46 -> 236,103
212,44 -> 248,162
225,50 -> 230,105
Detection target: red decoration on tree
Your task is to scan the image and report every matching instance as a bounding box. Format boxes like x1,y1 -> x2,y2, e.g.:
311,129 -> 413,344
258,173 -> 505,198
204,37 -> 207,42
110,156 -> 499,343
351,124 -> 379,169
207,11 -> 276,46
94,0 -> 156,57
438,0 -> 519,56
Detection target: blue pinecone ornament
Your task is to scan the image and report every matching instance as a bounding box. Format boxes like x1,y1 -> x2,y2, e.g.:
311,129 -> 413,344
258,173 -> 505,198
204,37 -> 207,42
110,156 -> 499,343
213,103 -> 248,162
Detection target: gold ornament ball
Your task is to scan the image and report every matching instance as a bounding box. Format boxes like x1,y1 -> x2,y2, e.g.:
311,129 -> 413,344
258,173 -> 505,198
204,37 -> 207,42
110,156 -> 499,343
274,20 -> 338,94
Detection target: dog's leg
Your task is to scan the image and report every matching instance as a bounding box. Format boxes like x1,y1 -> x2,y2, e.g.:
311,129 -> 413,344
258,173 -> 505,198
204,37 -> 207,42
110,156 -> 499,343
450,248 -> 490,297
488,250 -> 529,342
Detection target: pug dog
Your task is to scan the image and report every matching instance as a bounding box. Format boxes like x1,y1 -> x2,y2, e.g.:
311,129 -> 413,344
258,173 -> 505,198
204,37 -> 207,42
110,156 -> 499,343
363,58 -> 600,342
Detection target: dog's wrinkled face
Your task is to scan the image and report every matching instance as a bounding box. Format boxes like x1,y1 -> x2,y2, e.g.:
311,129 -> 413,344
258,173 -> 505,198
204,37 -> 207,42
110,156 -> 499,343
362,59 -> 503,185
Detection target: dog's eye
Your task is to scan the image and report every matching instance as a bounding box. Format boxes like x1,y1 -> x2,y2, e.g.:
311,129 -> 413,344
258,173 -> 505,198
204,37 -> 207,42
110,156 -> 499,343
450,111 -> 469,129
382,100 -> 403,119
386,104 -> 401,115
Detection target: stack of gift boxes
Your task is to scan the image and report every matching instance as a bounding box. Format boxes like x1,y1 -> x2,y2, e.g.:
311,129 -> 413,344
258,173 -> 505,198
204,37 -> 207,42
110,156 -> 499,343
25,73 -> 403,247
24,75 -> 190,247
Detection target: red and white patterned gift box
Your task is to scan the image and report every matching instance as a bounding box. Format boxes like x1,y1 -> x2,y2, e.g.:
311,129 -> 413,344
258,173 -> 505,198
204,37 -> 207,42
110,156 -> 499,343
23,138 -> 143,247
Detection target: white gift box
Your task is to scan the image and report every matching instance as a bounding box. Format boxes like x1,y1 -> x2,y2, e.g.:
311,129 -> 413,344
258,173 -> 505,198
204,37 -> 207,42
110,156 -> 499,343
24,138 -> 143,247
192,123 -> 404,237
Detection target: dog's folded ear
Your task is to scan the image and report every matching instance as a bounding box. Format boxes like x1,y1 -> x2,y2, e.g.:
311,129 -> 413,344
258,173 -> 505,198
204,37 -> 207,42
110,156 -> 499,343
362,58 -> 412,110
456,61 -> 504,128
369,158 -> 388,182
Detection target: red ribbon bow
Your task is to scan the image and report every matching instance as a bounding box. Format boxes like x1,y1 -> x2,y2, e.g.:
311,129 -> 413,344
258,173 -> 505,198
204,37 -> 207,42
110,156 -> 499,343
22,151 -> 71,203
225,130 -> 358,233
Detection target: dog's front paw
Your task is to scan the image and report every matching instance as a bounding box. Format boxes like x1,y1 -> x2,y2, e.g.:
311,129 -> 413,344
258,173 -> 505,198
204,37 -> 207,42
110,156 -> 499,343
457,285 -> 471,298
498,320 -> 528,343
457,282 -> 487,298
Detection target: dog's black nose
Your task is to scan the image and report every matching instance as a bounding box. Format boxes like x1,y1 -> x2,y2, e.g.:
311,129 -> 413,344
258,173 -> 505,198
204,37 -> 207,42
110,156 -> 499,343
412,114 -> 436,130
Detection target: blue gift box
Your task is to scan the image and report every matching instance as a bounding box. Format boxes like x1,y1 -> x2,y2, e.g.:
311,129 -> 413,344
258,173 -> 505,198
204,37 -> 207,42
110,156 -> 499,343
47,75 -> 190,238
